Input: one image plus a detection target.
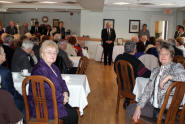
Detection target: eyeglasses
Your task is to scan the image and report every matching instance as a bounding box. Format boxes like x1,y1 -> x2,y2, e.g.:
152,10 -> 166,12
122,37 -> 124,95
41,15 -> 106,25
45,51 -> 57,55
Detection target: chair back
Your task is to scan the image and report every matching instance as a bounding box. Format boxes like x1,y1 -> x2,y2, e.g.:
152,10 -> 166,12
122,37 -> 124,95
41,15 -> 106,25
173,56 -> 185,69
22,76 -> 58,124
115,60 -> 135,100
76,56 -> 89,74
157,82 -> 185,124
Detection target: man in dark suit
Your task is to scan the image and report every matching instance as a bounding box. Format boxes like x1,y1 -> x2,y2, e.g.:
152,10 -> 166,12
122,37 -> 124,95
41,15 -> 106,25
56,21 -> 65,39
2,35 -> 14,69
30,21 -> 41,35
11,39 -> 34,72
5,21 -> 18,35
101,22 -> 116,65
174,25 -> 180,39
0,45 -> 24,112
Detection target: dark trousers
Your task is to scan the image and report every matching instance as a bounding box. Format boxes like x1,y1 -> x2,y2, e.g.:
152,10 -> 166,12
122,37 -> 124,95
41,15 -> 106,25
103,45 -> 113,65
126,102 -> 154,124
62,103 -> 78,124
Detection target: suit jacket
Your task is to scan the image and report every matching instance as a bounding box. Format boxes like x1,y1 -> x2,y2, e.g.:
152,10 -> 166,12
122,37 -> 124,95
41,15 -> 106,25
0,66 -> 24,112
2,44 -> 14,69
11,48 -> 33,72
174,31 -> 179,39
44,29 -> 52,36
55,49 -> 73,74
101,28 -> 116,47
56,27 -> 65,39
30,26 -> 42,34
137,62 -> 185,109
5,26 -> 18,35
29,59 -> 69,119
0,89 -> 23,124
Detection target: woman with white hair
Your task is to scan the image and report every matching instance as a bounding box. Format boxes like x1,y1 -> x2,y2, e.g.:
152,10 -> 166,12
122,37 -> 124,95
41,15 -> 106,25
29,40 -> 78,124
11,39 -> 35,72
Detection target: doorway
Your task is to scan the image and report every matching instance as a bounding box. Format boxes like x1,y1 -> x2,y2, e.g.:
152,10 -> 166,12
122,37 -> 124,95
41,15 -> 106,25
155,20 -> 168,40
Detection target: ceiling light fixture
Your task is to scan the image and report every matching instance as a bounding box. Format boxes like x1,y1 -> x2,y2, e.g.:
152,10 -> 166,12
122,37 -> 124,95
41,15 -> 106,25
40,1 -> 57,4
159,3 -> 176,6
0,1 -> 12,3
113,2 -> 129,5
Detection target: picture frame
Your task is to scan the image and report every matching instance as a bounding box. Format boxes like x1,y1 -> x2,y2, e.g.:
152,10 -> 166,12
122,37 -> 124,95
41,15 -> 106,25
103,19 -> 115,29
117,38 -> 123,45
31,18 -> 38,26
53,19 -> 59,27
129,20 -> 140,33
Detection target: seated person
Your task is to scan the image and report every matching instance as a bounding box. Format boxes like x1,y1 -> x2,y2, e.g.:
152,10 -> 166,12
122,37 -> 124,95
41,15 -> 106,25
11,39 -> 35,72
176,37 -> 185,57
2,35 -> 15,69
0,45 -> 24,112
29,40 -> 78,124
135,41 -> 145,58
145,36 -> 158,57
0,89 -> 23,124
126,42 -> 185,124
168,39 -> 183,56
114,41 -> 151,108
55,40 -> 77,74
66,36 -> 77,56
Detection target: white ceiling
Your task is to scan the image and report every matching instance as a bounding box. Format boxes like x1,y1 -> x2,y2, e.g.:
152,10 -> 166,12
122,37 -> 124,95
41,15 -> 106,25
0,0 -> 185,12
105,0 -> 185,8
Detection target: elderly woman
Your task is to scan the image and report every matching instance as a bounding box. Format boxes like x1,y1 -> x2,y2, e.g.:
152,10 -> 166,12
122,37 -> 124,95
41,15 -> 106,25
126,42 -> 185,123
29,40 -> 78,124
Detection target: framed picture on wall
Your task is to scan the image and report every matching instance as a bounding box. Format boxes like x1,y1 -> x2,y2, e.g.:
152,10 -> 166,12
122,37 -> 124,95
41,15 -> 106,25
53,19 -> 59,27
103,19 -> 115,29
129,20 -> 140,33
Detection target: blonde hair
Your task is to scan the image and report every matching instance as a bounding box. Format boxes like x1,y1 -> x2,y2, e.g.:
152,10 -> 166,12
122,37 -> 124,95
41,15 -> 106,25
40,40 -> 59,57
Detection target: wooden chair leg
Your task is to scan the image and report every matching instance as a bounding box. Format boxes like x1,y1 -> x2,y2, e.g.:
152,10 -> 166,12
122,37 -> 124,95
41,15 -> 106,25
116,94 -> 120,114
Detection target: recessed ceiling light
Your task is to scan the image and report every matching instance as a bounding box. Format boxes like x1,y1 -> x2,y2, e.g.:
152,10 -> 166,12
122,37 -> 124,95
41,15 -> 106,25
0,1 -> 12,3
113,2 -> 129,5
40,1 -> 57,4
159,3 -> 176,6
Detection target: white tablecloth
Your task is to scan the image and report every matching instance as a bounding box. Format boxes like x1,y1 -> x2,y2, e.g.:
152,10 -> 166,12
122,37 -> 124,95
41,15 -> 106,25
13,73 -> 90,116
94,44 -> 124,62
133,77 -> 185,106
69,56 -> 81,67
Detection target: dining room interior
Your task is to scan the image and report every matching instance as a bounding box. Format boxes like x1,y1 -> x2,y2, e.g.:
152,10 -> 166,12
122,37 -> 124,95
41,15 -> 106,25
0,0 -> 185,124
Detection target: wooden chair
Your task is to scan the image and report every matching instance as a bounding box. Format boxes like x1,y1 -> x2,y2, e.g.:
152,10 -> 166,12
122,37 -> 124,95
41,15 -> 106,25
173,56 -> 185,69
22,75 -> 63,124
76,56 -> 89,74
131,81 -> 185,124
114,60 -> 136,113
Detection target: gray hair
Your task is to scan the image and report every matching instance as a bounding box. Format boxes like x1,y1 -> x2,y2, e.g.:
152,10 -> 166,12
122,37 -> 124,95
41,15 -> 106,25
159,42 -> 175,58
4,35 -> 14,43
124,41 -> 136,53
57,40 -> 67,45
168,39 -> 176,46
21,39 -> 34,49
54,33 -> 61,41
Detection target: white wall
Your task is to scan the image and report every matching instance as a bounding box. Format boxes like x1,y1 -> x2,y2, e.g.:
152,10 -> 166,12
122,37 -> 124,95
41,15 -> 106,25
80,7 -> 177,39
1,11 -> 81,35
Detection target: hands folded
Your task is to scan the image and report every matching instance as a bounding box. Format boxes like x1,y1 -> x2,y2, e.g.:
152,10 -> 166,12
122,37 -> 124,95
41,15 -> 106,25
63,92 -> 69,105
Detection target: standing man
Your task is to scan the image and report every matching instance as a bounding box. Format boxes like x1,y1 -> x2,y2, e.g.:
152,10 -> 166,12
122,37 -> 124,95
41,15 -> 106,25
101,22 -> 116,65
138,24 -> 150,39
6,21 -> 18,35
57,21 -> 65,39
